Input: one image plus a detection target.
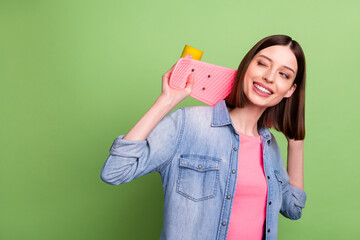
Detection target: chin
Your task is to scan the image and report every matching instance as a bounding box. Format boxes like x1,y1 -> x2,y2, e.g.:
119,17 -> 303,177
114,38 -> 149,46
248,96 -> 282,109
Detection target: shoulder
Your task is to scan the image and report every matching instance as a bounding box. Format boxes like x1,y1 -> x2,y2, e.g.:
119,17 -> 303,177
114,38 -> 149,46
161,105 -> 212,127
167,105 -> 213,119
182,105 -> 212,115
181,105 -> 213,124
164,105 -> 214,131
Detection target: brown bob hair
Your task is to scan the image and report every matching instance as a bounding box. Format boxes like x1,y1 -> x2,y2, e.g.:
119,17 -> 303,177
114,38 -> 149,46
225,35 -> 306,140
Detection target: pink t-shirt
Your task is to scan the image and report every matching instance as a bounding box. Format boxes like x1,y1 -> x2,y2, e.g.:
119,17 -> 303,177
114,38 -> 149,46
226,132 -> 268,240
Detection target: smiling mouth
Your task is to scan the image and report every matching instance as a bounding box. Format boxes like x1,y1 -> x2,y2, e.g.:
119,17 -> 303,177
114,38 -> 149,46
253,83 -> 273,95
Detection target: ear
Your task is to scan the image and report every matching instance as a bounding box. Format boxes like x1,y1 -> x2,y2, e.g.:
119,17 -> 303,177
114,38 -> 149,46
284,83 -> 297,98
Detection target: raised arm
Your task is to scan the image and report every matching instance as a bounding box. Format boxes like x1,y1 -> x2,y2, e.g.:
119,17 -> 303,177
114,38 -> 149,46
271,135 -> 307,220
124,60 -> 194,141
100,59 -> 194,185
287,139 -> 304,191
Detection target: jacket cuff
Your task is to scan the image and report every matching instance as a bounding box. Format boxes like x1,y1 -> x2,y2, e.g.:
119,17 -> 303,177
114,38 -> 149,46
109,135 -> 147,158
289,184 -> 307,208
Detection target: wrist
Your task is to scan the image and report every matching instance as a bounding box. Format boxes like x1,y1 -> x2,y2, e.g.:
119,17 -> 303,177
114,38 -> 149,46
287,139 -> 304,149
156,94 -> 177,111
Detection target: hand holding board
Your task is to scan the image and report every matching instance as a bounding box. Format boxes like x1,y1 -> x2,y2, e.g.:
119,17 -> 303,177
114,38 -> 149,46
169,46 -> 236,106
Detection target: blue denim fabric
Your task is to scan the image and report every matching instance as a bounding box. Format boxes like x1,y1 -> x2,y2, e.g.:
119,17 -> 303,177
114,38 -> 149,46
101,100 -> 307,240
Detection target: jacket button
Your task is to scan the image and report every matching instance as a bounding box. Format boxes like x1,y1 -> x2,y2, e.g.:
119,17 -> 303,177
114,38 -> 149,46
198,165 -> 202,169
269,201 -> 272,205
267,176 -> 270,179
227,195 -> 231,199
268,229 -> 270,233
233,147 -> 237,151
232,170 -> 236,174
222,222 -> 226,226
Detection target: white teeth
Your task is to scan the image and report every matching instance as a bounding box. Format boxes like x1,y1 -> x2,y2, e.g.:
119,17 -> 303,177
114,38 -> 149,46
254,83 -> 272,95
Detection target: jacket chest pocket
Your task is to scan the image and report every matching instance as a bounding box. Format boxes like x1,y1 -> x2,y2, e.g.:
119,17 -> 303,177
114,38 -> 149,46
176,154 -> 220,202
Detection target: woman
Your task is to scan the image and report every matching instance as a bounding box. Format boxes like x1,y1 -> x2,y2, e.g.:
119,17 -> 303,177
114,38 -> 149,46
101,35 -> 307,240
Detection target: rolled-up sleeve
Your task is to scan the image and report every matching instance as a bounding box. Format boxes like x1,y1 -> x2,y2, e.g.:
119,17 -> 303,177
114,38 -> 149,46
270,134 -> 307,220
100,108 -> 184,185
278,170 -> 307,220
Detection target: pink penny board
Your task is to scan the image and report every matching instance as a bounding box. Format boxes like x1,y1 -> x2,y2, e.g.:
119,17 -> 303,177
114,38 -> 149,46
169,57 -> 237,106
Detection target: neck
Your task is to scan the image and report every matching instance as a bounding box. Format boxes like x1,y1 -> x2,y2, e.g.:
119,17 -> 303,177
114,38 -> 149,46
227,104 -> 266,137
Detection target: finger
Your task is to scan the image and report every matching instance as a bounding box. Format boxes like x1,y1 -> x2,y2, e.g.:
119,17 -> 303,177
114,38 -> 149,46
185,73 -> 194,91
163,62 -> 177,80
162,71 -> 170,87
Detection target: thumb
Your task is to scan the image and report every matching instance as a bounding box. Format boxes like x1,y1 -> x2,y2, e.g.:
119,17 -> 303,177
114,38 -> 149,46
185,73 -> 194,91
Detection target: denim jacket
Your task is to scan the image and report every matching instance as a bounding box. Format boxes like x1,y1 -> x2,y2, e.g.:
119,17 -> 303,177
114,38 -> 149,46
100,100 -> 307,240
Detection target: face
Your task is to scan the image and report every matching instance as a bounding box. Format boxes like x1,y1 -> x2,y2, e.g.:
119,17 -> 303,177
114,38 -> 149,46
243,45 -> 298,108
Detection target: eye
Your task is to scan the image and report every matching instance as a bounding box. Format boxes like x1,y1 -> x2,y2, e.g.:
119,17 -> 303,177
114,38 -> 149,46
257,61 -> 267,67
280,72 -> 290,79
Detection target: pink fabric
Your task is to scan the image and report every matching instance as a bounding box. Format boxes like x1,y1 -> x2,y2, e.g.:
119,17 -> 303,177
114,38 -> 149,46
226,132 -> 268,240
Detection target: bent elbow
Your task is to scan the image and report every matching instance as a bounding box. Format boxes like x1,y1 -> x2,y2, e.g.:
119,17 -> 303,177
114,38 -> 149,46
280,206 -> 304,220
280,184 -> 307,220
100,167 -> 135,185
100,170 -> 121,185
100,156 -> 137,185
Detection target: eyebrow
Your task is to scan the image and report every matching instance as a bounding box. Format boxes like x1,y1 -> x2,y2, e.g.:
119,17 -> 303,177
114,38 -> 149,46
258,54 -> 296,74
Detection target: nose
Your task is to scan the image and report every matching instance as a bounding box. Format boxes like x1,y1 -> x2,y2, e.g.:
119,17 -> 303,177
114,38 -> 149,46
263,69 -> 275,83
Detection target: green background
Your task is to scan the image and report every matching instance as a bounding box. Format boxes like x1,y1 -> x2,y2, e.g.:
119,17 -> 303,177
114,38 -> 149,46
1,0 -> 359,239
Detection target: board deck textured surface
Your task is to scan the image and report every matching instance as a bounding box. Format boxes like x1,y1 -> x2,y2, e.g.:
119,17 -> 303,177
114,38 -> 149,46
169,57 -> 237,106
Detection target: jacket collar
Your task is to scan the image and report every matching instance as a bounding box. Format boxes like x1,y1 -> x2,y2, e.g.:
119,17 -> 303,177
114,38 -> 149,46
211,100 -> 272,141
212,100 -> 233,127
